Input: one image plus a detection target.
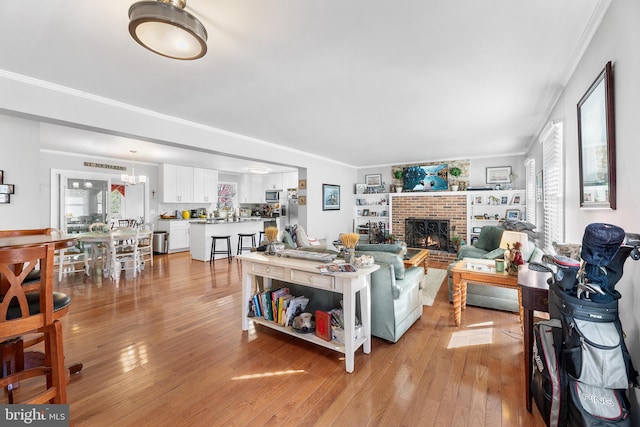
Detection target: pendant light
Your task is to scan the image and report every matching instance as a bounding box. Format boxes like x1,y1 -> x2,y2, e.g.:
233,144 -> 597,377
122,150 -> 147,185
128,0 -> 208,60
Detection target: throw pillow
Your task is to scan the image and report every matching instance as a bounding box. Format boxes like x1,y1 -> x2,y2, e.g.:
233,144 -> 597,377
281,230 -> 296,249
296,226 -> 311,247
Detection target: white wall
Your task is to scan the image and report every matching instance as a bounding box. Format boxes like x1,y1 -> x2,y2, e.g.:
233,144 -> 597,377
530,0 -> 640,417
0,115 -> 41,229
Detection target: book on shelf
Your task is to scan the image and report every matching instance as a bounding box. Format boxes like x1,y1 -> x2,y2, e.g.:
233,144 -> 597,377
284,296 -> 309,327
317,263 -> 357,274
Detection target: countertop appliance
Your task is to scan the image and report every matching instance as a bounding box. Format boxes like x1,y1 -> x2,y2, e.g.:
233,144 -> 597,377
265,190 -> 281,203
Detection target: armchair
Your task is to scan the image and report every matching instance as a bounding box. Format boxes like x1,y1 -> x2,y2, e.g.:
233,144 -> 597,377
447,225 -> 544,312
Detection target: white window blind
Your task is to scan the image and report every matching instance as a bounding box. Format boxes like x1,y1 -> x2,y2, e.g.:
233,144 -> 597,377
541,121 -> 564,251
525,158 -> 536,225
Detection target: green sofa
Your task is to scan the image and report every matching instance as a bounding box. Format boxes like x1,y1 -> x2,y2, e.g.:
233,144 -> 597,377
447,226 -> 544,312
355,244 -> 424,343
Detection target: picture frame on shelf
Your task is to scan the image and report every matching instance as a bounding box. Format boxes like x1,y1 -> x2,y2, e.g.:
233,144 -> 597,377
355,183 -> 366,194
322,184 -> 340,210
505,209 -> 520,220
472,227 -> 482,233
511,195 -> 521,205
362,209 -> 370,216
500,196 -> 508,205
473,195 -> 483,204
486,166 -> 512,184
365,174 -> 382,187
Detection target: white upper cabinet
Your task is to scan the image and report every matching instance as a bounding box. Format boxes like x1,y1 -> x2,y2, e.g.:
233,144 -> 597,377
283,171 -> 298,190
160,164 -> 194,203
193,167 -> 219,204
239,174 -> 264,203
263,173 -> 283,191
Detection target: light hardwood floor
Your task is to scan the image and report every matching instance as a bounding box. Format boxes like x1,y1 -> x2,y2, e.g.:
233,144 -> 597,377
9,252 -> 546,426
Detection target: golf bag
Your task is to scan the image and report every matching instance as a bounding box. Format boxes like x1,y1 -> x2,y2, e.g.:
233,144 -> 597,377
530,223 -> 639,426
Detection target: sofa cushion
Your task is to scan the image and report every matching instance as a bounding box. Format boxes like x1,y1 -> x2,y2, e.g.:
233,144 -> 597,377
296,226 -> 311,247
356,243 -> 403,254
355,250 -> 405,280
484,248 -> 506,259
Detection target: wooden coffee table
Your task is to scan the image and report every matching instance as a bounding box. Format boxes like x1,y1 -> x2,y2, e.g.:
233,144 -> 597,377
450,259 -> 521,326
403,248 -> 429,273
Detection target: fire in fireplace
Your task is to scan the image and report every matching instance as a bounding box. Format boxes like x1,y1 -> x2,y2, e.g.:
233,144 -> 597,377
405,218 -> 450,251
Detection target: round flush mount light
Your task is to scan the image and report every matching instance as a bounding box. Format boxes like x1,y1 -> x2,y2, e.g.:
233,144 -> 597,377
129,0 -> 207,60
248,167 -> 270,174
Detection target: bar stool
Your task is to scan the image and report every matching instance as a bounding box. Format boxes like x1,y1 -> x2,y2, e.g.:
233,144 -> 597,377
237,233 -> 256,255
210,235 -> 232,263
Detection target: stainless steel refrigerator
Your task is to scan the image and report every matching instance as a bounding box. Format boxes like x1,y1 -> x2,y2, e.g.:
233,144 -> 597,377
285,192 -> 298,227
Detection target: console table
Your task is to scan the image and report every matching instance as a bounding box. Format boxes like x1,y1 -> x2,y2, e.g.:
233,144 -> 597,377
237,252 -> 379,373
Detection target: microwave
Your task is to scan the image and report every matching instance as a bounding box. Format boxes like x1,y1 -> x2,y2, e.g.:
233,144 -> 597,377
265,190 -> 281,203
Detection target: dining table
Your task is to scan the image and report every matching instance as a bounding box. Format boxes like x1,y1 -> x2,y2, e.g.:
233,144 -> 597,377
78,228 -> 152,278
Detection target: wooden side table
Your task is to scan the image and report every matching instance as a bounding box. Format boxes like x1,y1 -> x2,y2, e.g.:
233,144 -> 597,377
518,267 -> 551,413
450,259 -> 520,326
403,248 -> 429,273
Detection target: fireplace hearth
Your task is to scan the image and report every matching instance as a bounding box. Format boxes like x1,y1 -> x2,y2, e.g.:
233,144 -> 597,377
405,218 -> 450,251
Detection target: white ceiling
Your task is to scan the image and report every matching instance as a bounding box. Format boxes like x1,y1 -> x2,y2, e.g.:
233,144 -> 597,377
0,0 -> 606,170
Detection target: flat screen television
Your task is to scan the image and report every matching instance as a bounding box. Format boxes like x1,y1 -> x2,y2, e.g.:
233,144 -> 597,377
403,164 -> 449,191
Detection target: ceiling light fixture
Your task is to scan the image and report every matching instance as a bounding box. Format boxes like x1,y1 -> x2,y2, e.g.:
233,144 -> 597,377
128,0 -> 208,60
122,150 -> 147,185
248,167 -> 270,174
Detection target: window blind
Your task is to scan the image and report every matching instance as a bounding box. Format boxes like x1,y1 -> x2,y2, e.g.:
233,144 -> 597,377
525,158 -> 536,226
540,121 -> 564,251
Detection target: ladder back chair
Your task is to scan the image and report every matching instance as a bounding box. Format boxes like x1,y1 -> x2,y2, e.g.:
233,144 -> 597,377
0,242 -> 71,404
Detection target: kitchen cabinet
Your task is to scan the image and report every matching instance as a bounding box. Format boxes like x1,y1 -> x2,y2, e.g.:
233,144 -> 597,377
157,220 -> 190,253
263,173 -> 283,191
160,164 -> 194,203
283,171 -> 298,190
193,167 -> 218,204
239,174 -> 264,203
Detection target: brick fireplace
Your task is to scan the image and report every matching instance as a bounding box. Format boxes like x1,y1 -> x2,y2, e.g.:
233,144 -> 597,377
391,193 -> 467,264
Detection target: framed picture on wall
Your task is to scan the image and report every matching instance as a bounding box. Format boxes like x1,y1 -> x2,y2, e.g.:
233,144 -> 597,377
486,166 -> 512,184
322,184 -> 340,210
365,174 -> 382,187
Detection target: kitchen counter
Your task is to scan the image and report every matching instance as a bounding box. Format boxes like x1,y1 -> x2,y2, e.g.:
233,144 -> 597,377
188,217 -> 266,224
190,218 -> 281,261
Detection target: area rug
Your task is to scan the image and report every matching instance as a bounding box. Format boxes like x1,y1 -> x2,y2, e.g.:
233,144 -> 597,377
421,268 -> 448,306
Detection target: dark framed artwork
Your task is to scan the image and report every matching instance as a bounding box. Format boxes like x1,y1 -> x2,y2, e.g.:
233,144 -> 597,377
578,61 -> 616,209
486,166 -> 512,184
322,184 -> 340,210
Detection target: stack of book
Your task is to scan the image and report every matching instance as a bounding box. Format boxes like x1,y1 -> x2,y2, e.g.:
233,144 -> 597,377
249,287 -> 310,327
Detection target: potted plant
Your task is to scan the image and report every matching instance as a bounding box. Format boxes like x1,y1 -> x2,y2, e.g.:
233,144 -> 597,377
393,169 -> 403,192
450,235 -> 462,252
449,166 -> 462,191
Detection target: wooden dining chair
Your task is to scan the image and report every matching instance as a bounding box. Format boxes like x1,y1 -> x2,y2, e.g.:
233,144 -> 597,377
0,242 -> 71,404
137,223 -> 153,271
108,228 -> 140,280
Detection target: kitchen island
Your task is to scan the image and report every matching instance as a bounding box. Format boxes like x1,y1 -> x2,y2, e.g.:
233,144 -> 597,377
190,217 -> 280,261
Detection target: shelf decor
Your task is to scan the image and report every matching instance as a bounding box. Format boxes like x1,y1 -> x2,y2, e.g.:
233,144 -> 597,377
365,174 -> 382,187
0,170 -> 15,204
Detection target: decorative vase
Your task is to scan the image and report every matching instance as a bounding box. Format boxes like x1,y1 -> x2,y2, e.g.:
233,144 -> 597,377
344,248 -> 355,263
395,187 -> 402,193
451,184 -> 459,191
